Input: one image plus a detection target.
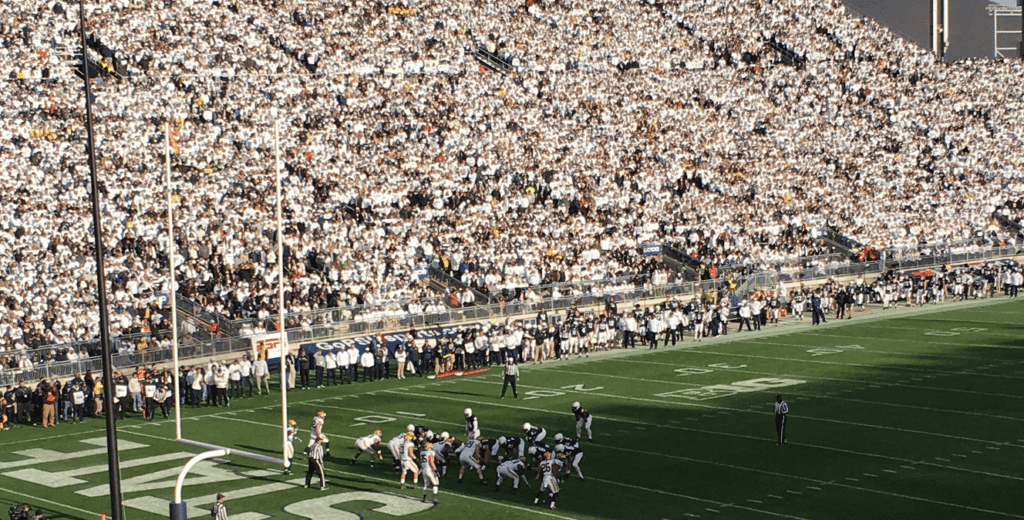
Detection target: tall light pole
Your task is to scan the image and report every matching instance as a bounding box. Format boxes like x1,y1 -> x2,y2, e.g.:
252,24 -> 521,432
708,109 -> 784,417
78,0 -> 124,518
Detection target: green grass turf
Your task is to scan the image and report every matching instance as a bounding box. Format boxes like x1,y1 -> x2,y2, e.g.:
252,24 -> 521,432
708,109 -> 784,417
1,296 -> 1022,520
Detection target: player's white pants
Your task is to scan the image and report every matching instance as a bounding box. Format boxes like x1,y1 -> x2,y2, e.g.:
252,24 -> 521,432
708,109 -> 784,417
497,467 -> 526,488
421,465 -> 439,486
401,459 -> 419,473
523,343 -> 534,362
284,442 -> 295,461
460,454 -> 481,470
793,302 -> 804,317
576,415 -> 593,440
693,323 -> 703,340
533,428 -> 547,444
541,475 -> 560,493
571,452 -> 584,479
388,440 -> 403,460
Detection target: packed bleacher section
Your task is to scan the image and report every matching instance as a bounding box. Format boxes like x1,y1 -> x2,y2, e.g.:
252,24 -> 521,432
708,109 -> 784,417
1,0 -> 1023,360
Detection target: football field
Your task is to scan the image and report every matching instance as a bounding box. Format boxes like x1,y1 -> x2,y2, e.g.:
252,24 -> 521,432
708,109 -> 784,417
2,296 -> 1023,520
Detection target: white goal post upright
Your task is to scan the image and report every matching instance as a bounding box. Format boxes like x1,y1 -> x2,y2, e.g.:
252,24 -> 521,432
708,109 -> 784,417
166,121 -> 182,440
274,119 -> 290,469
165,119 -> 288,477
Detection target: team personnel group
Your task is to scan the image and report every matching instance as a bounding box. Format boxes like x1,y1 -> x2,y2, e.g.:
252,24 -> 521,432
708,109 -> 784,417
286,402 -> 595,510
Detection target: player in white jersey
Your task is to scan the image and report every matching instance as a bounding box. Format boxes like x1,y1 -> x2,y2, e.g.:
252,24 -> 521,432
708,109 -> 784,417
533,452 -> 560,510
419,442 -> 440,505
351,429 -> 383,467
494,457 -> 530,494
284,419 -> 299,472
309,411 -> 329,455
457,437 -> 488,485
388,431 -> 409,473
399,433 -> 419,487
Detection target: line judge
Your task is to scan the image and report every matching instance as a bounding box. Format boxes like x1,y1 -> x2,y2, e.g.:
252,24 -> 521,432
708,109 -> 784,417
501,357 -> 519,398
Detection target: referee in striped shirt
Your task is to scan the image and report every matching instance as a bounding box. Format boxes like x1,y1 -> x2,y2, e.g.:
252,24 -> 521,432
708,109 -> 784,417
305,435 -> 327,490
211,493 -> 228,520
500,358 -> 519,398
774,394 -> 788,445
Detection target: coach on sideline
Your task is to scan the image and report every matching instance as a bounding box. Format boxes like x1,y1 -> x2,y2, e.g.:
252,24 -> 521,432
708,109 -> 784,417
775,394 -> 788,445
501,357 -> 519,398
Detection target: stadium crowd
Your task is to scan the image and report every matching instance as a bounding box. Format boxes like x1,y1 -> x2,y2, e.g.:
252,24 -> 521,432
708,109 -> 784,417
1,0 -> 1022,359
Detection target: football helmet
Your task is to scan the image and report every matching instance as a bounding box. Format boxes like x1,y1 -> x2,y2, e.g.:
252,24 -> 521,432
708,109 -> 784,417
464,408 -> 473,416
523,422 -> 532,431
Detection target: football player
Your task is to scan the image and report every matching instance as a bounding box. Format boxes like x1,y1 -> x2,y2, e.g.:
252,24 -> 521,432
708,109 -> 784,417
309,411 -> 329,455
571,402 -> 593,441
464,408 -> 480,439
494,456 -> 531,494
555,442 -> 585,481
284,419 -> 299,472
399,433 -> 419,488
534,452 -> 560,510
523,422 -> 547,444
478,437 -> 501,466
351,429 -> 383,468
431,432 -> 453,477
420,442 -> 440,505
456,436 -> 488,485
527,444 -> 552,467
387,429 -> 410,473
499,435 -> 526,461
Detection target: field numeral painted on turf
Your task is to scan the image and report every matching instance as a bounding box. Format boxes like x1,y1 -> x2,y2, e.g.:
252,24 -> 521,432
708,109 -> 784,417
676,364 -> 748,376
522,384 -> 603,400
806,345 -> 862,357
656,378 -> 805,401
924,327 -> 987,336
350,414 -> 397,427
286,491 -> 432,518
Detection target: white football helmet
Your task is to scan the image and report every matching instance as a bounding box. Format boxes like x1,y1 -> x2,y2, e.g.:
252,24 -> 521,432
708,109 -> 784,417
497,436 -> 506,445
440,431 -> 450,440
554,444 -> 565,453
554,433 -> 564,442
528,446 -> 538,456
407,424 -> 415,432
464,408 -> 473,416
572,402 -> 580,410
523,422 -> 532,431
425,430 -> 434,439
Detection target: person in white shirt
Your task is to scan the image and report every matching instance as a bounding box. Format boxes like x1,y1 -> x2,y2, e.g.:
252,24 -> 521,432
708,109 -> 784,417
399,433 -> 418,488
253,356 -> 270,394
324,348 -> 338,386
314,349 -> 326,388
128,374 -> 142,412
336,348 -> 350,384
360,348 -> 376,383
239,355 -> 254,397
395,347 -> 407,379
214,367 -> 230,407
228,360 -> 242,399
347,346 -> 359,383
351,429 -> 383,467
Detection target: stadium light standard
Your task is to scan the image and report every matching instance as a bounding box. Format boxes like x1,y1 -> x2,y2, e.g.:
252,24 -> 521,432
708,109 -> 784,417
78,0 -> 124,518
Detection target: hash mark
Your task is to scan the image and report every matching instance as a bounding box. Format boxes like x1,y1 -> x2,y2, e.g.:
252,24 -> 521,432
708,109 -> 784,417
845,478 -> 859,482
900,466 -> 916,470
935,457 -> 950,461
705,509 -> 720,513
986,447 -> 1000,450
970,450 -> 984,454
767,494 -> 783,499
786,490 -> 802,494
882,470 -> 898,474
747,500 -> 763,504
952,454 -> 967,458
863,474 -> 878,478
806,486 -> 821,490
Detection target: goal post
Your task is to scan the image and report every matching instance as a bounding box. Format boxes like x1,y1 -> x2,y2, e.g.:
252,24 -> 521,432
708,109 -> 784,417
165,119 -> 291,471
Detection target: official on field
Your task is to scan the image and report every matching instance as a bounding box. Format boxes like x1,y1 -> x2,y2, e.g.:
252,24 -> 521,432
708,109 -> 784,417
305,435 -> 327,490
774,394 -> 788,445
501,358 -> 519,398
210,493 -> 228,520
